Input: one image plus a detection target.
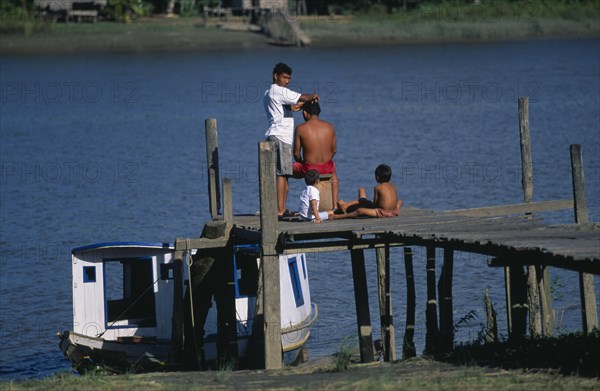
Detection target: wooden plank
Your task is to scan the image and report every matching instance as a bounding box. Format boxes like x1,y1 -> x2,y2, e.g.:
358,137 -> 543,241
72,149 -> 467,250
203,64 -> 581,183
205,118 -> 221,219
350,249 -> 374,363
258,140 -> 282,369
442,200 -> 573,217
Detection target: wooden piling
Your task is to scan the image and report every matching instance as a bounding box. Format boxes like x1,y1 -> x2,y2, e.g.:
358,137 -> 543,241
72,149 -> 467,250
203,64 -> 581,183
377,244 -> 396,361
484,288 -> 498,343
425,245 -> 439,355
570,144 -> 598,333
518,97 -> 533,205
350,249 -> 375,363
258,140 -> 282,369
438,248 -> 454,352
518,97 -> 551,337
205,118 -> 221,219
527,265 -> 542,337
223,177 -> 233,229
403,247 -> 416,359
171,249 -> 184,363
538,265 -> 553,336
507,265 -> 527,340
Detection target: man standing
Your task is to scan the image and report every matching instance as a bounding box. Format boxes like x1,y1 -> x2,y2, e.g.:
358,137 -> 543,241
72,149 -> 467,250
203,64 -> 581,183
292,101 -> 339,209
264,62 -> 319,218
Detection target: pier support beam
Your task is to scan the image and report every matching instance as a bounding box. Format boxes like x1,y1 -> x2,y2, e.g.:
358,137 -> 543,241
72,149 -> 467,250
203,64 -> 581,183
438,248 -> 454,352
570,144 -> 598,333
258,140 -> 282,369
351,249 -> 374,363
377,244 -> 396,361
403,247 -> 416,359
425,245 -> 439,355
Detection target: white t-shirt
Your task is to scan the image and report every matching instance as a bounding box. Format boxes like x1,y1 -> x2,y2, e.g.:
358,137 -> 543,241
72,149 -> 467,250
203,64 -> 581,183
264,83 -> 301,145
298,185 -> 328,221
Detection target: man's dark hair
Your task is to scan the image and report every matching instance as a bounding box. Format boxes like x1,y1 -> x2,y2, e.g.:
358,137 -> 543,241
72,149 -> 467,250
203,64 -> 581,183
273,62 -> 292,76
375,164 -> 392,183
303,101 -> 321,116
305,169 -> 319,186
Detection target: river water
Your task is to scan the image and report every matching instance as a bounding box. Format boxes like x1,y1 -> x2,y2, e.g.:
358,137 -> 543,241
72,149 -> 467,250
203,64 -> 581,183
1,38 -> 599,380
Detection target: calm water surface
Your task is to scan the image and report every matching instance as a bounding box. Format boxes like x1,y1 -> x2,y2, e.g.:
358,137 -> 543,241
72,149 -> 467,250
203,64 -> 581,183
1,38 -> 599,380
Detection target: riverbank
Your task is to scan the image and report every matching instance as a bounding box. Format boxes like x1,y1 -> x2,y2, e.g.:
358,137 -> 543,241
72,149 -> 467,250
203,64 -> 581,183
3,356 -> 600,391
1,4 -> 598,55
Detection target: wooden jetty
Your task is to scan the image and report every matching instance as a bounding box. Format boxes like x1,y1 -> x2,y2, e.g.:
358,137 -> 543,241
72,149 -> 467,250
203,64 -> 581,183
174,100 -> 599,370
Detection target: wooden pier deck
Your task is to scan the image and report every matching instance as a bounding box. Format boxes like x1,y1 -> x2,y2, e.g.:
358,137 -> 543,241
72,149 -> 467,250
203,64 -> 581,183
175,112 -> 599,370
224,205 -> 599,275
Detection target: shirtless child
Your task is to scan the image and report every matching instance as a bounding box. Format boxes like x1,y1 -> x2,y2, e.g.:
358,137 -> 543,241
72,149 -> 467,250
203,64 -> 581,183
329,164 -> 403,220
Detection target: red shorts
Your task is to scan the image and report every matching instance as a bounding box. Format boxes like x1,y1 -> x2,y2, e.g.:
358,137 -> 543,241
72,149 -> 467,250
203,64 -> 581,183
292,160 -> 336,178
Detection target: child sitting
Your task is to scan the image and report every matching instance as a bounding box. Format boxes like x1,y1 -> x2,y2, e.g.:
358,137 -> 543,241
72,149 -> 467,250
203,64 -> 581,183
298,169 -> 329,223
330,164 -> 403,219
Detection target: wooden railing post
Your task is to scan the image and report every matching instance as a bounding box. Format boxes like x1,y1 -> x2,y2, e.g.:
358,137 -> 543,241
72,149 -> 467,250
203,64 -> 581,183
205,118 -> 221,219
258,140 -> 282,369
570,144 -> 598,333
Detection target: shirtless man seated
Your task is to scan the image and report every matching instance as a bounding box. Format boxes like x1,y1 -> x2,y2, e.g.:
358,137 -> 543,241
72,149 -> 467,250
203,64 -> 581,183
329,164 -> 403,219
292,101 -> 339,208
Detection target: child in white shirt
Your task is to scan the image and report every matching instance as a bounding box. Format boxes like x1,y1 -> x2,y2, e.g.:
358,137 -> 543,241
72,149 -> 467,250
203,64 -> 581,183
298,169 -> 329,223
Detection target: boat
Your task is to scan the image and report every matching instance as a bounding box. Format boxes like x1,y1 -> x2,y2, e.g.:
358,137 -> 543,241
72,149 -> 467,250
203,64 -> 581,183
58,242 -> 317,373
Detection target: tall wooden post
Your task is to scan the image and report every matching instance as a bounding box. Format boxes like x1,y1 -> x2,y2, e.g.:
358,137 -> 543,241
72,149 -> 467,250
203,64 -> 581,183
350,249 -> 374,363
377,244 -> 396,361
518,97 -> 549,337
258,140 -> 282,369
403,247 -> 416,359
570,144 -> 598,333
438,248 -> 454,352
425,245 -> 439,355
518,97 -> 533,205
205,118 -> 221,219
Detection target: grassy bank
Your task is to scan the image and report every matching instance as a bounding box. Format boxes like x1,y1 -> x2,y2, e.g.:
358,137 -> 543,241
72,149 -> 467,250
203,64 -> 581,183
1,1 -> 598,54
3,356 -> 600,391
3,332 -> 600,390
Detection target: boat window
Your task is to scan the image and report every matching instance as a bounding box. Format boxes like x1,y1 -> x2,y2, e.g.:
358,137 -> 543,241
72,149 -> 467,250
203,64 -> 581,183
83,266 -> 96,283
288,256 -> 304,307
104,257 -> 156,328
235,250 -> 259,297
301,254 -> 307,280
160,263 -> 174,280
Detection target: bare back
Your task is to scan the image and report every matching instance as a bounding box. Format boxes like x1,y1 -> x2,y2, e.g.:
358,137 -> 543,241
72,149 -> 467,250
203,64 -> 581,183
373,182 -> 399,210
294,117 -> 336,164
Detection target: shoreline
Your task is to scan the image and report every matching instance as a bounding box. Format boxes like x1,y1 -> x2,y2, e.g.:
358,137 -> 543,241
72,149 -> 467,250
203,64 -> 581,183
1,16 -> 598,55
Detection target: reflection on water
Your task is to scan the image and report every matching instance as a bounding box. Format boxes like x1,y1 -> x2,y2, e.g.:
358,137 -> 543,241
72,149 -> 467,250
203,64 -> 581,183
1,38 -> 599,379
